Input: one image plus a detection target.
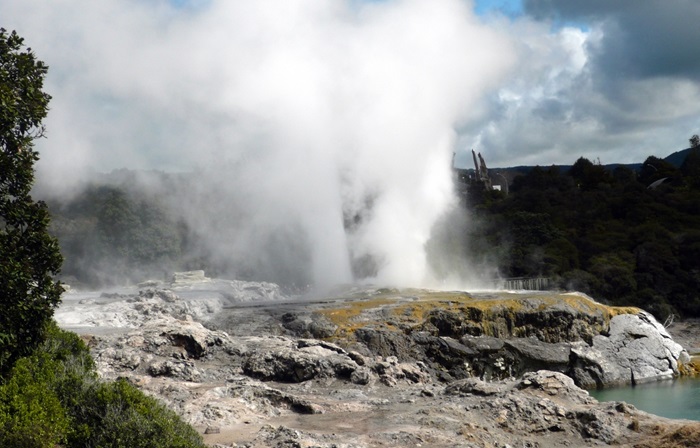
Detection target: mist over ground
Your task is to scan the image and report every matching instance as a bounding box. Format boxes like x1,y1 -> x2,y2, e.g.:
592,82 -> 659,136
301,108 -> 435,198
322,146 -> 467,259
46,167 -> 502,291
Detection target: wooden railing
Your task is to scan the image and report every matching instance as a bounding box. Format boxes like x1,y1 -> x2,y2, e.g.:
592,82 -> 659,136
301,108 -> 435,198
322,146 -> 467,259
503,277 -> 551,291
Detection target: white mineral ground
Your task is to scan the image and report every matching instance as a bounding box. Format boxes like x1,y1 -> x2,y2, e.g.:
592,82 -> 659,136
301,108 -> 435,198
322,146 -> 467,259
55,273 -> 700,448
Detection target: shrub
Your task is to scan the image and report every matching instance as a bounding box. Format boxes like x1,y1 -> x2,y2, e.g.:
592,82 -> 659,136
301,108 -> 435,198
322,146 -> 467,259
70,378 -> 205,448
0,356 -> 69,448
0,324 -> 206,448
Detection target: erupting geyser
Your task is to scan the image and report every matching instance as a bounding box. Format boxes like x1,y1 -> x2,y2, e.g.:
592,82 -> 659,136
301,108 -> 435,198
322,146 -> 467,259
16,0 -> 514,289
178,0 -> 515,289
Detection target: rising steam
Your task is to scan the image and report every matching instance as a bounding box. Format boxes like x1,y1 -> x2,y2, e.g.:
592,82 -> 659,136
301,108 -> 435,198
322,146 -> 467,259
7,0 -> 514,289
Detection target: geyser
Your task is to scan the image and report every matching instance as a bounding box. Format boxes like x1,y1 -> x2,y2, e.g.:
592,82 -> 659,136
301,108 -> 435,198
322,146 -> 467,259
175,0 -> 515,289
11,0 -> 514,288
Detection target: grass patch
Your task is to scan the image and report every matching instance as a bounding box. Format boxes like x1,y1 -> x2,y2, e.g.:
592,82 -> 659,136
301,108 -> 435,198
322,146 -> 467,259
679,356 -> 700,376
636,423 -> 700,448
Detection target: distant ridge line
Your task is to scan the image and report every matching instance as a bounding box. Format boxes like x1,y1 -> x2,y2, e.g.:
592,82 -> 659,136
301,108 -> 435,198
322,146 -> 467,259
489,146 -> 695,172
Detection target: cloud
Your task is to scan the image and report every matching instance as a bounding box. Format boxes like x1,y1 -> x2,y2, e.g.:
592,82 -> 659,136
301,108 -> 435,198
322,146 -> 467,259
524,0 -> 700,81
454,1 -> 700,168
1,0 -> 514,288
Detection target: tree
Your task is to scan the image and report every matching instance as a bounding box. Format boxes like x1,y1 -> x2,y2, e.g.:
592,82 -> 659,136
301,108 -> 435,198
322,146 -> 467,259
568,157 -> 610,191
690,134 -> 699,148
638,156 -> 678,187
0,29 -> 63,373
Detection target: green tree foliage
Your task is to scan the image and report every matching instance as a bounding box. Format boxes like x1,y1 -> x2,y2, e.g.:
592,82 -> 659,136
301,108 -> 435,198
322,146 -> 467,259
463,155 -> 700,319
569,157 -> 611,191
681,147 -> 700,188
0,29 -> 63,372
638,156 -> 680,187
690,134 -> 699,148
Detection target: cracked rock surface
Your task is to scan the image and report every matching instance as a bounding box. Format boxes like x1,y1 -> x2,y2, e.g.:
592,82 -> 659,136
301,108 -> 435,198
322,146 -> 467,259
56,277 -> 699,447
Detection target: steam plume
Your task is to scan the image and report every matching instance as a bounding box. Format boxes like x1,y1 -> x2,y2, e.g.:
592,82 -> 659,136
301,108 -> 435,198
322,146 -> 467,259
5,0 -> 514,288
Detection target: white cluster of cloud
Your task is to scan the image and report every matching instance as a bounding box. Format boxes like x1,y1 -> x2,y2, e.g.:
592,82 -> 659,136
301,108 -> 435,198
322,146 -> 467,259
1,0 -> 513,288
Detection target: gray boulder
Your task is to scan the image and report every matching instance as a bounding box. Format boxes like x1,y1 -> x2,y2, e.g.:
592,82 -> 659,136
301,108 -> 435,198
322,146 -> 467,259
241,338 -> 361,382
444,377 -> 505,396
504,337 -> 571,370
571,311 -> 689,388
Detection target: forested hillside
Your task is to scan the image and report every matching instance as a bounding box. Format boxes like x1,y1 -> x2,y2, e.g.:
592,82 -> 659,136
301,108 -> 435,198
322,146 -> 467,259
46,171 -> 187,287
464,148 -> 700,319
45,168 -> 317,290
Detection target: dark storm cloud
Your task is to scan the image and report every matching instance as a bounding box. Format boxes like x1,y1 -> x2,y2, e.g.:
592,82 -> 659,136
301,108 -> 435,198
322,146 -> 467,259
532,98 -> 571,122
524,0 -> 700,80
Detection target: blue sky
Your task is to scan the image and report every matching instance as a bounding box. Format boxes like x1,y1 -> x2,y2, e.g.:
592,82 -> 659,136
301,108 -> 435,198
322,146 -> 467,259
474,0 -> 523,18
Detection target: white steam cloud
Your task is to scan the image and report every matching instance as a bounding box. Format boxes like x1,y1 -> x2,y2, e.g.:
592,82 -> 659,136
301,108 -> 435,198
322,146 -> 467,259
2,0 -> 514,288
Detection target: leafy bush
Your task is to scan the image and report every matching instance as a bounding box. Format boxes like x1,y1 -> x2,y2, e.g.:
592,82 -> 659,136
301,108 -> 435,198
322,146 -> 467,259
0,355 -> 69,448
0,325 -> 206,448
70,379 -> 205,448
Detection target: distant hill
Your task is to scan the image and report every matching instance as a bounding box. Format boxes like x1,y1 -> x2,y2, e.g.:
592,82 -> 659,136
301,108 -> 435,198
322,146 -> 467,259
452,147 -> 694,192
664,147 -> 694,168
486,147 -> 694,176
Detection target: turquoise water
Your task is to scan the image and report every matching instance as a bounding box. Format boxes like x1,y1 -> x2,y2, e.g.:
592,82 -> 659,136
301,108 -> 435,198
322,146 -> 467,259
589,378 -> 700,421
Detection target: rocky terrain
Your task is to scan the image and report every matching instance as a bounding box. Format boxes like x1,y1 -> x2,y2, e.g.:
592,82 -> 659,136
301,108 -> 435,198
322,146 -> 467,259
55,273 -> 700,447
